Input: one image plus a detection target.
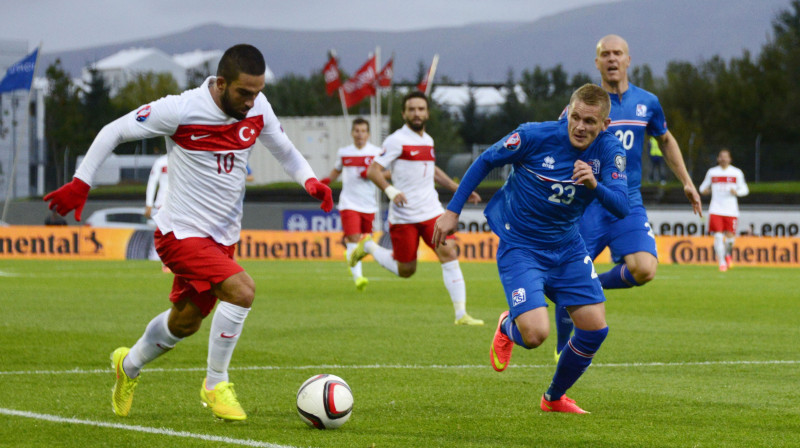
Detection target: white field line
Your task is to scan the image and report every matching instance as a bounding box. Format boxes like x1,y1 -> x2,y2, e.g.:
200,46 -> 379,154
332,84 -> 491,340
0,408 -> 305,448
1,359 -> 798,376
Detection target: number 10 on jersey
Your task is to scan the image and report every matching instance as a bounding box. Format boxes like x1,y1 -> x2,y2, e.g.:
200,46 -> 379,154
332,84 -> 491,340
215,153 -> 236,174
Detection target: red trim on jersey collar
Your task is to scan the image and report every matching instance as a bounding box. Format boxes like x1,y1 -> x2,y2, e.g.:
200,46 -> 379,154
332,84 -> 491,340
171,116 -> 264,151
399,145 -> 435,161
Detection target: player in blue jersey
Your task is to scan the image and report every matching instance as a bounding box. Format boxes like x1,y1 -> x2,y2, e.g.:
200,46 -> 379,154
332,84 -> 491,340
433,84 -> 629,413
553,35 -> 702,359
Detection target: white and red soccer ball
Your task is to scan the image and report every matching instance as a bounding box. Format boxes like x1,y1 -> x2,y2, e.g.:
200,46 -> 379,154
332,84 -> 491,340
296,374 -> 353,429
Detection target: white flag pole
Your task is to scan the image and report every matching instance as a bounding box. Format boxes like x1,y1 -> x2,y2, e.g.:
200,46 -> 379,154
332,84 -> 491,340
2,44 -> 41,223
424,54 -> 439,97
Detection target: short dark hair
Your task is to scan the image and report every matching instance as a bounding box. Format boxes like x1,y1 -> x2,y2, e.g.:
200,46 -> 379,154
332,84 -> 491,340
352,117 -> 370,131
217,44 -> 266,83
402,91 -> 429,110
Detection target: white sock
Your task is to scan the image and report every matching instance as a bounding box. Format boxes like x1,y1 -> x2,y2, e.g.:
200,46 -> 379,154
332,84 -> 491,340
365,239 -> 399,275
441,260 -> 467,319
346,242 -> 363,280
124,309 -> 182,378
714,233 -> 726,266
206,302 -> 250,390
725,237 -> 735,256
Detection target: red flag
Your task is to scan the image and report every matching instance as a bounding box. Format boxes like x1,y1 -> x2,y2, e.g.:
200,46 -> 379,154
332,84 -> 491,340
417,54 -> 439,95
341,55 -> 376,108
377,58 -> 393,88
323,54 -> 340,96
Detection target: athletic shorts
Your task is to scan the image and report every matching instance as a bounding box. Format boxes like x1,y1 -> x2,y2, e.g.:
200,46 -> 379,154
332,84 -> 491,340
708,214 -> 737,234
496,238 -> 605,320
340,209 -> 374,236
389,215 -> 454,263
154,228 -> 244,317
580,203 -> 657,264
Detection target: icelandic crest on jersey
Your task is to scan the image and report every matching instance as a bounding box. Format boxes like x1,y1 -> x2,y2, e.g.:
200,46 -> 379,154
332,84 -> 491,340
636,104 -> 647,117
512,288 -> 526,306
587,159 -> 601,174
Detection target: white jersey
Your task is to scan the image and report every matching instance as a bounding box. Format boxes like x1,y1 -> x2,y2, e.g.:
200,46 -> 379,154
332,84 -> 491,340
699,165 -> 749,217
374,125 -> 443,224
145,154 -> 169,210
74,76 -> 316,245
334,142 -> 382,213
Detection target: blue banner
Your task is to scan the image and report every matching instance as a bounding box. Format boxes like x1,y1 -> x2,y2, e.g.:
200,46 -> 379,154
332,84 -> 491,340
0,48 -> 38,94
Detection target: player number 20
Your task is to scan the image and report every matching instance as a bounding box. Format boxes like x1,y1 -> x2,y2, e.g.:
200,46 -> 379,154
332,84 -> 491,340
215,153 -> 235,174
614,130 -> 635,150
547,184 -> 576,205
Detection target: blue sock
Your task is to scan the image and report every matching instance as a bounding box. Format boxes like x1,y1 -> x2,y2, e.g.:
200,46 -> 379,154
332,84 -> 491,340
501,314 -> 531,349
545,326 -> 608,400
598,263 -> 640,289
554,305 -> 573,354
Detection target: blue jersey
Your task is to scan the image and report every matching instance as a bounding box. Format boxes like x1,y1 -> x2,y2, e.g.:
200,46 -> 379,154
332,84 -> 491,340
606,83 -> 668,207
449,120 -> 629,248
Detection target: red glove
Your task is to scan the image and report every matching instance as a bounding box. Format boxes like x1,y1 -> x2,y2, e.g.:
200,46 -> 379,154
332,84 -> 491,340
359,168 -> 368,179
305,178 -> 333,213
320,177 -> 331,186
43,178 -> 91,221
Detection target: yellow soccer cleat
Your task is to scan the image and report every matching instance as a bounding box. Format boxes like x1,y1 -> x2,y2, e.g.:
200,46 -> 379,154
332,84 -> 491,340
348,236 -> 372,267
455,313 -> 484,326
200,379 -> 247,421
355,276 -> 369,292
110,347 -> 139,417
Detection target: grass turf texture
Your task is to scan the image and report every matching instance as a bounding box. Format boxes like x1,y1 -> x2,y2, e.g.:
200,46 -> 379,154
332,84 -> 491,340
0,260 -> 798,447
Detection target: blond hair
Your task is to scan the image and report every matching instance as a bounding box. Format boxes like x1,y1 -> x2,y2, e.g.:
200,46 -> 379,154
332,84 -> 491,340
569,84 -> 611,120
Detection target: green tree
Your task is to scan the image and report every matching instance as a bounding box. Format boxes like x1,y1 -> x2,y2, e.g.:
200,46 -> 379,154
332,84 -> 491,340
112,72 -> 180,113
44,59 -> 86,188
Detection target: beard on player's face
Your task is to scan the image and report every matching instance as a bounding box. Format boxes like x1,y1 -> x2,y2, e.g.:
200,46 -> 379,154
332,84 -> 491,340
405,117 -> 426,132
221,87 -> 247,120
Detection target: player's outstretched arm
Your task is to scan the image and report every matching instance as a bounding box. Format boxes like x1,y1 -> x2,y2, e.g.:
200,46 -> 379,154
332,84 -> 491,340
434,166 -> 481,204
367,161 -> 407,207
657,131 -> 702,217
43,178 -> 91,221
304,178 -> 333,212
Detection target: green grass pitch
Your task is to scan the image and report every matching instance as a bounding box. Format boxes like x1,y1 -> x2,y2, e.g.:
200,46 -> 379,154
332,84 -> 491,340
0,259 -> 798,447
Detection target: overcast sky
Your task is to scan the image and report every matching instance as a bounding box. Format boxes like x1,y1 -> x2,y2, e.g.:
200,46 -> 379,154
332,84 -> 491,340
1,0 -> 621,52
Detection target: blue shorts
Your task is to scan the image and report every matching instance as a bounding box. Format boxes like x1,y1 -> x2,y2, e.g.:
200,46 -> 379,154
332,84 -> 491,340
496,239 -> 605,320
579,202 -> 657,264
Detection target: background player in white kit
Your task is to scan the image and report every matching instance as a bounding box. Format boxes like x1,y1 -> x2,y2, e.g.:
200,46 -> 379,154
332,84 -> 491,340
321,117 -> 387,291
699,148 -> 749,271
144,146 -> 169,221
145,146 -> 169,264
44,44 -> 333,421
350,91 -> 484,325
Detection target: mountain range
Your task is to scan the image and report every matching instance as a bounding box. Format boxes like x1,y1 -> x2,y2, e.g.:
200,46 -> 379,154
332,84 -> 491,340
41,0 -> 792,83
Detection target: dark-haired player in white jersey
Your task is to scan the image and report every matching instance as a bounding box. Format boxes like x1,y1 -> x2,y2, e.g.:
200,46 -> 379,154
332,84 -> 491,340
44,44 -> 333,421
321,117 -> 386,291
350,91 -> 484,325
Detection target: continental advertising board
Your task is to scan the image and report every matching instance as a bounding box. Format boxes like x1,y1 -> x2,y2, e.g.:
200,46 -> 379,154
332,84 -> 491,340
1,226 -> 797,267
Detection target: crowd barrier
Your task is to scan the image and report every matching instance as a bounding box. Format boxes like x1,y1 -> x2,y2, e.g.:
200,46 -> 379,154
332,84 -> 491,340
1,226 -> 798,267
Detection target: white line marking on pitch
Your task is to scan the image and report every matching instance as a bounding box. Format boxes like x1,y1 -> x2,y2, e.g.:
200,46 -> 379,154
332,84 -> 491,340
0,270 -> 21,277
1,359 -> 797,376
0,408 -> 305,448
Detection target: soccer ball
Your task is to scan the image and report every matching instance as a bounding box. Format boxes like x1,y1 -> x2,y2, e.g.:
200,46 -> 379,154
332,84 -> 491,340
296,374 -> 353,429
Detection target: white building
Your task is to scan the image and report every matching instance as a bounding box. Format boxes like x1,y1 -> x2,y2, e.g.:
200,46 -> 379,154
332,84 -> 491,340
86,48 -> 187,93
